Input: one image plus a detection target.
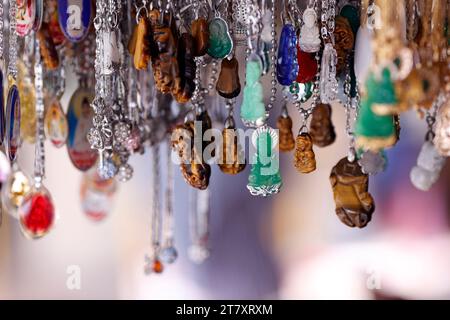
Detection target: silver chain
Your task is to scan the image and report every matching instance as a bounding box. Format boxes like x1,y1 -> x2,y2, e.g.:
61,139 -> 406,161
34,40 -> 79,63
267,0 -> 277,110
8,0 -> 17,80
34,37 -> 45,187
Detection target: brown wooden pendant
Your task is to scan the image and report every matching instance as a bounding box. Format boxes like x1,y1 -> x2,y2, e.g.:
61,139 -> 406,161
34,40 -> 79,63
174,33 -> 196,103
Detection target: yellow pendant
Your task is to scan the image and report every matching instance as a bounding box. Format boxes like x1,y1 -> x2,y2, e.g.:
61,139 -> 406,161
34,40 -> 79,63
18,62 -> 36,144
1,170 -> 31,218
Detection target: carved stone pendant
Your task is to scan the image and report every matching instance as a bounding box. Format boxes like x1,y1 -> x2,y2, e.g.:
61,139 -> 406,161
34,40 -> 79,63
276,113 -> 295,152
358,150 -> 386,175
240,54 -> 267,127
175,33 -> 196,103
298,8 -> 321,53
218,122 -> 246,175
294,132 -> 316,173
191,18 -> 209,57
216,57 -> 241,99
277,24 -> 299,86
247,126 -> 282,196
206,17 -> 232,59
5,85 -> 21,163
319,43 -> 338,103
133,17 -> 151,70
309,103 -> 336,147
330,157 -> 375,228
410,141 -> 446,191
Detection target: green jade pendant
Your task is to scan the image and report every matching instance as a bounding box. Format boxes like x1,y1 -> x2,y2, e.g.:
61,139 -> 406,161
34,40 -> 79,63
355,67 -> 398,152
240,54 -> 267,127
247,126 -> 282,197
207,17 -> 233,59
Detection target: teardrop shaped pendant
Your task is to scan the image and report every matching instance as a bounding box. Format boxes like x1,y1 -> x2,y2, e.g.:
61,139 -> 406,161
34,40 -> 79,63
18,186 -> 55,239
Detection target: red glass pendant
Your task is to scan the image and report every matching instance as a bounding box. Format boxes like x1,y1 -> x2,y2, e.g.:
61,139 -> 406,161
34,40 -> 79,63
19,187 -> 55,239
296,47 -> 318,83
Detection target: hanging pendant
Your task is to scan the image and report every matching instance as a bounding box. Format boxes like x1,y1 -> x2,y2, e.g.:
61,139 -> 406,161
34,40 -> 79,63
216,57 -> 241,99
334,16 -> 355,74
354,68 -> 398,152
37,22 -> 60,70
410,141 -> 445,191
47,0 -> 66,45
276,24 -> 299,86
247,126 -> 282,197
240,54 -> 266,127
276,107 -> 295,152
174,33 -> 196,103
58,0 -> 93,43
18,62 -> 36,144
191,18 -> 209,57
433,99 -> 450,156
1,169 -> 31,218
133,16 -> 151,70
218,118 -> 246,175
319,43 -> 339,103
294,132 -> 316,173
32,0 -> 43,31
309,103 -> 336,147
330,157 -> 375,228
66,87 -> 98,171
298,8 -> 321,53
16,0 -> 36,37
206,17 -> 233,59
296,48 -> 318,83
80,168 -> 117,221
18,185 -> 55,239
5,85 -> 21,163
44,98 -> 68,148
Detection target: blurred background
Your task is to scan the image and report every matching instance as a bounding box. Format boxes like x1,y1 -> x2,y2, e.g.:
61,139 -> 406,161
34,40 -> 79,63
1,24 -> 450,300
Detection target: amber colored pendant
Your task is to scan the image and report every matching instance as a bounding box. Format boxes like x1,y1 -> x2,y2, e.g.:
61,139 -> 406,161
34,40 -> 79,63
133,17 -> 151,70
191,18 -> 209,57
330,157 -> 375,228
174,33 -> 196,103
44,98 -> 68,148
37,22 -> 60,70
18,186 -> 55,239
218,123 -> 246,175
334,16 -> 355,74
276,114 -> 295,152
294,132 -> 316,173
309,103 -> 336,147
216,57 -> 241,99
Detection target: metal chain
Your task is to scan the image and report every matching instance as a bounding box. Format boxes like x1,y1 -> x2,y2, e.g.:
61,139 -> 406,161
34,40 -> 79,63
34,38 -> 45,187
0,1 -> 4,61
7,0 -> 17,80
267,0 -> 277,111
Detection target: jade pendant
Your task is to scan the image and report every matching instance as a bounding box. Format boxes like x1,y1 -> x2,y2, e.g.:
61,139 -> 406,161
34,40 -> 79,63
354,68 -> 398,152
247,126 -> 282,197
240,54 -> 267,127
207,17 -> 233,59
